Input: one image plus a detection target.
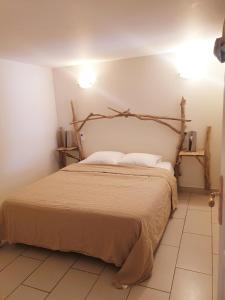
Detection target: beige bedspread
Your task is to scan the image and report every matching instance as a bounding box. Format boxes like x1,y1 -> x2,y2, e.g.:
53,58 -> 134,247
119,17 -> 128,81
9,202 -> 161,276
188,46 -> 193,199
0,164 -> 177,287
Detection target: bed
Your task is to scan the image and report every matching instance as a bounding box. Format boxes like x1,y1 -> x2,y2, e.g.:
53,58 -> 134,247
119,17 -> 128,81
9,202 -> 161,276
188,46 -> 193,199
0,162 -> 177,288
0,99 -> 190,287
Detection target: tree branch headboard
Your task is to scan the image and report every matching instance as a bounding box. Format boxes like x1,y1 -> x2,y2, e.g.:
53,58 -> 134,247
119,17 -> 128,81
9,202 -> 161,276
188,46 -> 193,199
70,97 -> 190,176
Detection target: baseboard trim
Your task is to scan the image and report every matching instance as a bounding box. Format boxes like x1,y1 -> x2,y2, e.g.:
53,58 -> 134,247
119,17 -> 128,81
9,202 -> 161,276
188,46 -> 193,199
179,186 -> 219,194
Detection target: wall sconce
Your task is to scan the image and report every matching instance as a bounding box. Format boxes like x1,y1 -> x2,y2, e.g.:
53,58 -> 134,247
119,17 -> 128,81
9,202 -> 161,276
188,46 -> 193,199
78,66 -> 96,88
175,40 -> 211,80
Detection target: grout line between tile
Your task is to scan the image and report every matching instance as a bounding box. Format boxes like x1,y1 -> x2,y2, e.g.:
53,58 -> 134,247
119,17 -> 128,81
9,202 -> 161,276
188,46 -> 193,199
169,192 -> 190,300
172,217 -> 186,220
176,266 -> 212,276
160,243 -> 180,248
183,230 -> 212,237
4,256 -> 44,300
138,284 -> 171,294
84,266 -> 106,300
181,231 -> 212,238
72,266 -> 104,276
211,202 -> 214,300
6,250 -> 73,298
21,253 -> 51,261
0,246 -> 26,273
125,287 -> 132,300
170,191 -> 213,299
21,250 -> 53,262
21,283 -> 50,294
188,208 -> 211,212
2,192 -> 215,300
43,259 -> 77,298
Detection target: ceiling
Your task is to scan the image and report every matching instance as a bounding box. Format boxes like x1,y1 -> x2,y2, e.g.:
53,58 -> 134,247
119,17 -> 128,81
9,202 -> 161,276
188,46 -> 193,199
0,0 -> 224,67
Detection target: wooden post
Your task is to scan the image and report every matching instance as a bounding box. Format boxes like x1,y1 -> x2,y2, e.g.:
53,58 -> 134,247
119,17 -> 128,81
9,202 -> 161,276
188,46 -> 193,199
70,101 -> 85,160
175,97 -> 187,181
204,126 -> 211,190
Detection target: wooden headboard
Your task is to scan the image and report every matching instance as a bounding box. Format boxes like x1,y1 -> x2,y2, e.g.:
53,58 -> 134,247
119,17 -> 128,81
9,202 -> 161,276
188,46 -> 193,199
70,97 -> 191,176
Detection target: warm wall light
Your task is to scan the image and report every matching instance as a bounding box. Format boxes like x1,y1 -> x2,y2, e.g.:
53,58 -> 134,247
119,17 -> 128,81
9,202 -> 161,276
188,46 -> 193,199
175,40 -> 211,80
78,66 -> 96,88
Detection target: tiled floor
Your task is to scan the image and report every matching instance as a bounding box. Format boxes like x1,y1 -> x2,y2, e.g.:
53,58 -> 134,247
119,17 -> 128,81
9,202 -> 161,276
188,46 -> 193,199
0,192 -> 219,300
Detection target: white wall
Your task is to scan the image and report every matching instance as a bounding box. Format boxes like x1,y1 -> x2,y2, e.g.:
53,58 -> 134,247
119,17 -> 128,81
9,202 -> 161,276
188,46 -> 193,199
0,59 -> 58,201
53,54 -> 224,189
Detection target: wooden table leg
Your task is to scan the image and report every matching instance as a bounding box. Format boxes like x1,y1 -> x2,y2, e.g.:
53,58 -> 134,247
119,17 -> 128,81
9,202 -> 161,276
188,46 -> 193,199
59,152 -> 66,168
204,155 -> 211,190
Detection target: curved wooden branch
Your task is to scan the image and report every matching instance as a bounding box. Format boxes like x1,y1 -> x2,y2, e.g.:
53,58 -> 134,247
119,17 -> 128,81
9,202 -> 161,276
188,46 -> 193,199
70,98 -> 190,171
72,107 -> 191,133
70,101 -> 85,160
175,97 -> 187,179
75,113 -> 180,133
108,107 -> 191,122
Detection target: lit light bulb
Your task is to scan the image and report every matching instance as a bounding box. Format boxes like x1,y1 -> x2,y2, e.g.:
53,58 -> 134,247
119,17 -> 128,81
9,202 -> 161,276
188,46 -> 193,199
78,67 -> 96,88
175,40 -> 211,80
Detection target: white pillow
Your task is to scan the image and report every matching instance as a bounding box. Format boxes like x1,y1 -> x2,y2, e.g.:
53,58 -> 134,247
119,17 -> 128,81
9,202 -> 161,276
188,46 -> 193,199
118,152 -> 161,167
79,151 -> 125,165
155,161 -> 174,174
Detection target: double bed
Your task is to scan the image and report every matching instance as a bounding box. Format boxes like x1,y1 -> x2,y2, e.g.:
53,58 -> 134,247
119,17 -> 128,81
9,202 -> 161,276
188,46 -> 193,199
0,99 -> 189,287
0,162 -> 177,288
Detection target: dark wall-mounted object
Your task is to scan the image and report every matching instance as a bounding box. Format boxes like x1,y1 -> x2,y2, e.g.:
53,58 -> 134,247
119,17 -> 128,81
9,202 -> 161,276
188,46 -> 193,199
214,20 -> 225,63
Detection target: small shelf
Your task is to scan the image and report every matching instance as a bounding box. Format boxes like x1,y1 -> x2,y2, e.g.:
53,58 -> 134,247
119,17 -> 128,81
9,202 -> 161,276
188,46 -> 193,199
56,146 -> 80,168
56,147 -> 78,152
177,128 -> 211,191
179,150 -> 205,157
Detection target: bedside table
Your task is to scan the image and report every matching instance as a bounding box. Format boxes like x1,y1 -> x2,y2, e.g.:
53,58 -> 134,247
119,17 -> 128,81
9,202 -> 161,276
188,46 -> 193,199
56,147 -> 80,168
177,127 -> 211,190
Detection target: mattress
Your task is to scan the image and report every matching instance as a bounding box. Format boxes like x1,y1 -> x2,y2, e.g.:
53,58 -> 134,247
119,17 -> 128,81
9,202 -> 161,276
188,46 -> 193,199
0,164 -> 177,287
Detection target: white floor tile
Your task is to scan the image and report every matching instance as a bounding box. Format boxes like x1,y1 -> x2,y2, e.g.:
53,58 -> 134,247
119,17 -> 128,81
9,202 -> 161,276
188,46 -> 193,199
73,255 -> 105,275
24,253 -> 76,292
189,194 -> 210,212
212,210 -> 219,224
173,199 -> 188,219
212,195 -> 219,208
170,268 -> 212,300
0,192 -> 216,300
212,224 -> 219,254
178,192 -> 190,202
140,245 -> 178,292
161,218 -> 184,247
48,269 -> 97,300
213,255 -> 219,300
86,265 -> 130,300
128,286 -> 169,300
0,243 -> 25,271
0,256 -> 40,299
7,285 -> 47,300
184,210 -> 211,236
177,233 -> 212,274
212,197 -> 219,224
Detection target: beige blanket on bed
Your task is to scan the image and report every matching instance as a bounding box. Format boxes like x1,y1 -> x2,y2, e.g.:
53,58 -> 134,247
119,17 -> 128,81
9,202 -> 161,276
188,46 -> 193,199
0,164 -> 177,287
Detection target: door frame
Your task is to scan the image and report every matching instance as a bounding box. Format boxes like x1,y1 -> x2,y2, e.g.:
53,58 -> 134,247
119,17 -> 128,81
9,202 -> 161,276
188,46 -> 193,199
218,74 -> 225,300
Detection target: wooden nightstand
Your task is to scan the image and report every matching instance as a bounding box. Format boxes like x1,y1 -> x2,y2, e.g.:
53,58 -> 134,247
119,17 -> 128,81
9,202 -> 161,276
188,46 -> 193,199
177,127 -> 211,190
56,147 -> 80,168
